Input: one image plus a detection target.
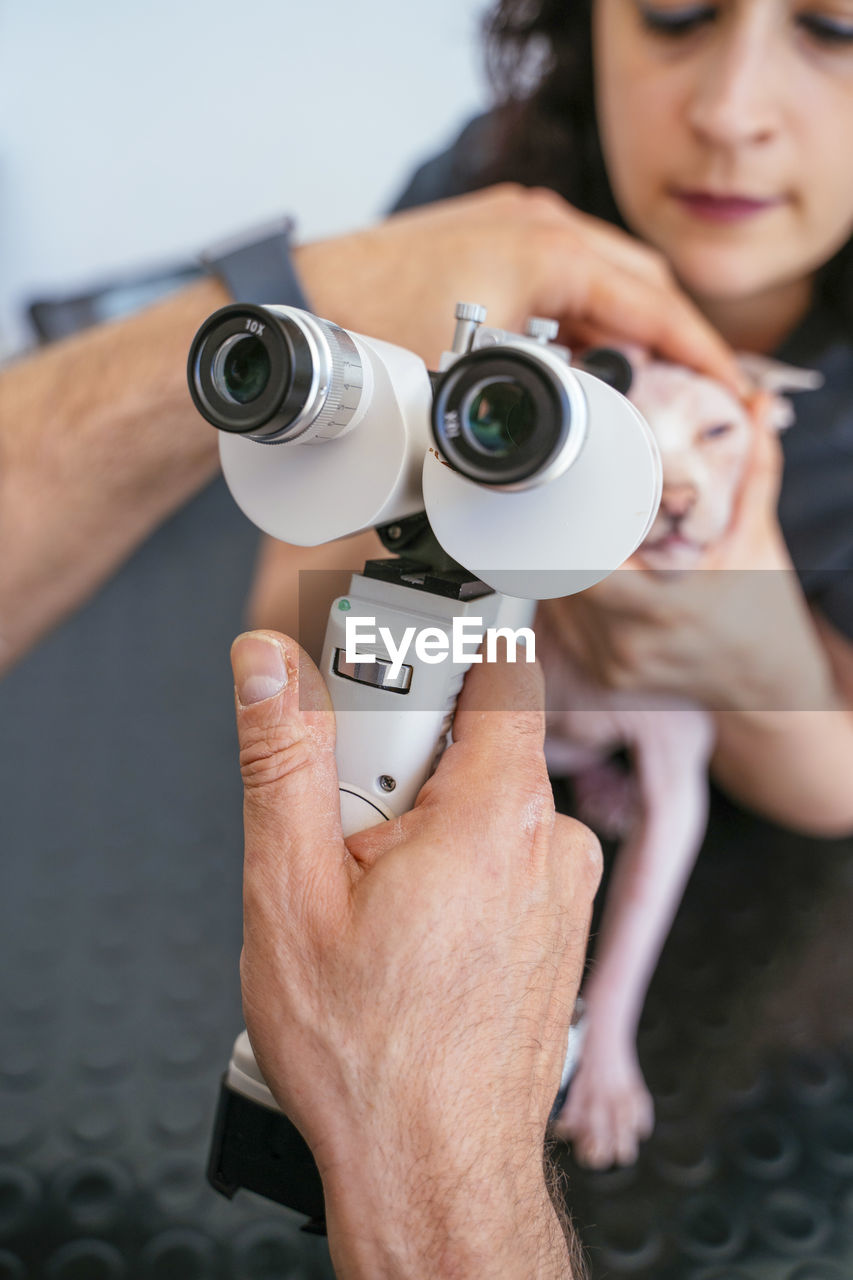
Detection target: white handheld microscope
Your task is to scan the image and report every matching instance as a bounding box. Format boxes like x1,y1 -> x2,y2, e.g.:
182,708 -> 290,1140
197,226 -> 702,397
187,300 -> 662,1225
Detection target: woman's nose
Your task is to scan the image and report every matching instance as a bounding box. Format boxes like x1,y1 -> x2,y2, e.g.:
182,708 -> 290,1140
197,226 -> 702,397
686,16 -> 781,150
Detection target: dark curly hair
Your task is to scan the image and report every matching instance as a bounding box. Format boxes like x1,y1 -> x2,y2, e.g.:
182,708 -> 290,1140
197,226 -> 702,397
481,1 -> 619,223
482,0 -> 853,325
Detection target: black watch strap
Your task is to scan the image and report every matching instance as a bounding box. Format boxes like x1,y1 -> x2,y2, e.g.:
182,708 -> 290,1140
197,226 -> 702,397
208,1075 -> 327,1235
201,216 -> 312,308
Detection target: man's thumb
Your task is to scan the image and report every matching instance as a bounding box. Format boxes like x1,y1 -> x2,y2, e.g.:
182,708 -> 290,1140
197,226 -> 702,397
231,631 -> 346,898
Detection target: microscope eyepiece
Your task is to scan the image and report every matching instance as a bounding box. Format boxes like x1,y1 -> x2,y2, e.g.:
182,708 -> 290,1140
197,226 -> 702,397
188,303 -> 366,444
579,347 -> 634,396
188,303 -> 310,439
189,300 -> 662,593
431,347 -> 575,489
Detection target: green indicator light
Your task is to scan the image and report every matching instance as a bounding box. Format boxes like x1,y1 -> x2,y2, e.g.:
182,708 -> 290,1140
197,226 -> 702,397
338,599 -> 352,612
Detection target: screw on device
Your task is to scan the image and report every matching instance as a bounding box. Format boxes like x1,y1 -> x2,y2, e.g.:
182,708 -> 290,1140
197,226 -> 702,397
452,302 -> 487,355
525,316 -> 560,344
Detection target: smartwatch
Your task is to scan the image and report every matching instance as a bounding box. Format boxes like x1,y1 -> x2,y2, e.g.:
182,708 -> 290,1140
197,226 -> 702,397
201,216 -> 312,309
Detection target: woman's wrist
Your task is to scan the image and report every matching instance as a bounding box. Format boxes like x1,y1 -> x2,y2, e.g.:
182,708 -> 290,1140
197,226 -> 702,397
735,572 -> 837,713
668,536 -> 836,712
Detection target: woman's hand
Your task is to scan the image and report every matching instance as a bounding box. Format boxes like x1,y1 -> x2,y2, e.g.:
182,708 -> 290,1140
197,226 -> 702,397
540,398 -> 836,713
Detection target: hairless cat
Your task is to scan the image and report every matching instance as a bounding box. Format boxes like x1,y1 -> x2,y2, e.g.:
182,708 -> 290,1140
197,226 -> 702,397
543,351 -> 821,1169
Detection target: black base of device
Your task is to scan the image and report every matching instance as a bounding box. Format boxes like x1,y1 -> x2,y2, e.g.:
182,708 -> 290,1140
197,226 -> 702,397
208,1078 -> 327,1234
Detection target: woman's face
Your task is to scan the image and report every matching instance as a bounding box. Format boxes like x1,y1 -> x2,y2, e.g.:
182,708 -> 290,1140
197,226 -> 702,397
592,0 -> 853,309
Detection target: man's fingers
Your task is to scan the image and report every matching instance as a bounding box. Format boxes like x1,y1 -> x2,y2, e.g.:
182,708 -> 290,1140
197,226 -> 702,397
545,814 -> 602,1032
452,638 -> 545,753
423,644 -> 552,833
232,631 -> 349,926
542,240 -> 746,397
526,190 -> 674,291
589,272 -> 742,394
539,813 -> 602,1072
349,647 -> 549,871
568,208 -> 675,289
551,812 -> 603,935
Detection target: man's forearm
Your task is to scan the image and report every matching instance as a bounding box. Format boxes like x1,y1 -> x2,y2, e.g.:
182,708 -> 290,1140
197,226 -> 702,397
0,276 -> 228,672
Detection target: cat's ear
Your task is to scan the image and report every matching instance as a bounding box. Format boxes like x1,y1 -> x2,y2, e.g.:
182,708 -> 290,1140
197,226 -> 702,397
737,355 -> 824,433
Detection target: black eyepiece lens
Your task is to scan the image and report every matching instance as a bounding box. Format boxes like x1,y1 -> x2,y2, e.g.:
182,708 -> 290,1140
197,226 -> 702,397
212,334 -> 271,405
431,347 -> 570,487
581,347 -> 633,396
463,378 -> 536,456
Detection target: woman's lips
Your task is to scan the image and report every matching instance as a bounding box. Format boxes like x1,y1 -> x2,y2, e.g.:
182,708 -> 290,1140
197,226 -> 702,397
673,189 -> 784,223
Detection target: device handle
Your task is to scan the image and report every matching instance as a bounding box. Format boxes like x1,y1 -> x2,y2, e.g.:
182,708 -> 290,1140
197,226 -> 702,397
209,577 -> 541,1221
320,574 -> 535,835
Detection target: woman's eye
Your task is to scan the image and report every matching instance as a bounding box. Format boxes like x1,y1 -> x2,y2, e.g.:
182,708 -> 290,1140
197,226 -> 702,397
702,422 -> 733,441
798,13 -> 853,44
638,4 -> 717,36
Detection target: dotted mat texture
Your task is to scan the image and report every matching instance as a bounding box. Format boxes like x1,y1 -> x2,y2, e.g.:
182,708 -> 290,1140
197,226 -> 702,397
553,777 -> 853,1280
0,482 -> 333,1279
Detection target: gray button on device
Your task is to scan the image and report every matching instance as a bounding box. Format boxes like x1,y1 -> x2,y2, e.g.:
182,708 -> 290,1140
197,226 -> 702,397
333,650 -> 413,693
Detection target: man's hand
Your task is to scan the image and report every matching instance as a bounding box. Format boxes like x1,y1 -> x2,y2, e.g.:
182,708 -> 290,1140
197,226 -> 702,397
295,185 -> 745,390
231,629 -> 601,1279
0,184 -> 742,674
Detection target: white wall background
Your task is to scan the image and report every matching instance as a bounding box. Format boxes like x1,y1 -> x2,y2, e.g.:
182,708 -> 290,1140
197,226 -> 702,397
0,0 -> 489,355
